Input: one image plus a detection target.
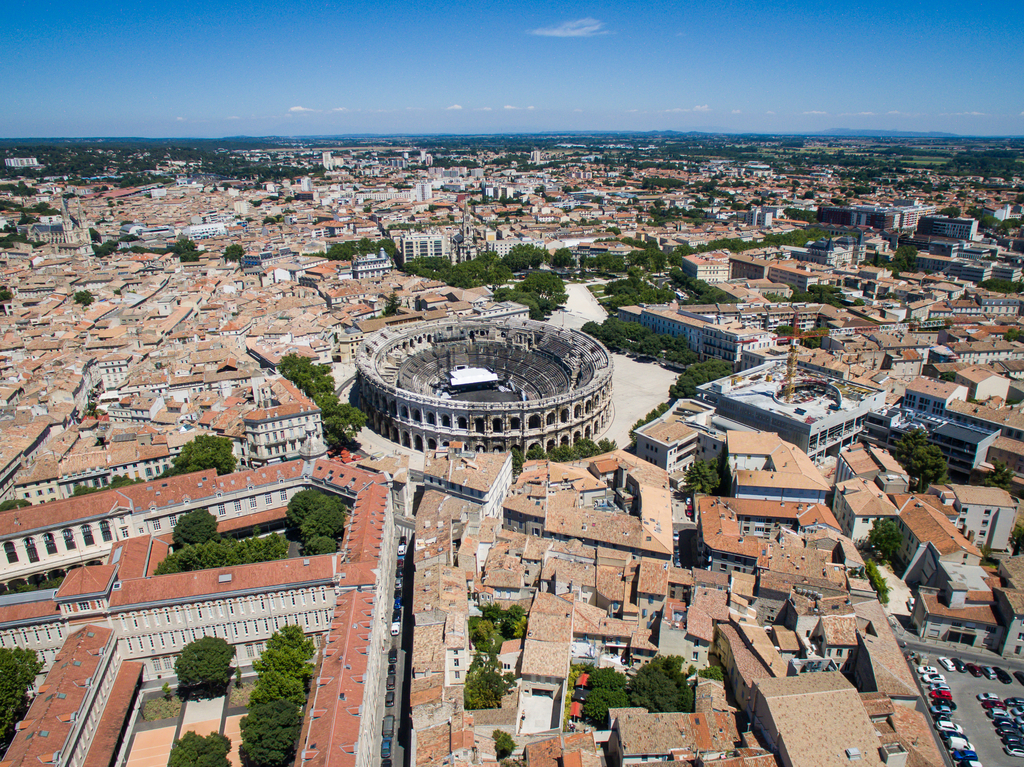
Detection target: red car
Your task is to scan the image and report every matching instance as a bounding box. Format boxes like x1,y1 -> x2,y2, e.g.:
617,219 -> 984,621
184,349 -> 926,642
930,690 -> 953,701
982,699 -> 1006,709
966,663 -> 983,677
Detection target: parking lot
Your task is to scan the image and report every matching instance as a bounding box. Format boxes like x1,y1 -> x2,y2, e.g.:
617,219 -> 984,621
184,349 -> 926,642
918,659 -> 1024,766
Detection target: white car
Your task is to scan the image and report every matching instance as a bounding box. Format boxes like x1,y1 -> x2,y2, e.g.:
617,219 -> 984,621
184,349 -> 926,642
935,720 -> 963,735
978,692 -> 1002,701
938,657 -> 956,672
922,674 -> 947,685
390,621 -> 401,636
987,708 -> 1010,720
918,666 -> 940,676
930,682 -> 951,692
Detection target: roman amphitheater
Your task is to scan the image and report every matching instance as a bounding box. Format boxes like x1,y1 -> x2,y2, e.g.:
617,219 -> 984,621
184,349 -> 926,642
355,318 -> 613,454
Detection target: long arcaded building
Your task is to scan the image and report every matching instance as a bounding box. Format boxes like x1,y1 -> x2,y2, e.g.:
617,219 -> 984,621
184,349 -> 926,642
356,318 -> 613,454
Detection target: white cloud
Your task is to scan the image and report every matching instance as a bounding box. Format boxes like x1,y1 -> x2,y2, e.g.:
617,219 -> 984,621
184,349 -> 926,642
529,18 -> 607,37
527,106 -> 535,110
574,108 -> 582,112
887,110 -> 901,115
175,116 -> 185,121
289,106 -> 315,113
331,107 -> 348,112
766,111 -> 775,115
693,104 -> 710,112
225,116 -> 239,120
663,107 -> 690,113
504,105 -> 519,110
803,110 -> 827,115
732,109 -> 742,114
446,104 -> 463,110
858,111 -> 875,115
475,107 -> 492,111
956,111 -> 987,116
626,109 -> 638,113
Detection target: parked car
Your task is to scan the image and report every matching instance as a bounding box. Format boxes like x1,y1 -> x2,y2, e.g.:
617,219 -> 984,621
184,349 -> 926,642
984,666 -> 999,680
946,738 -> 975,755
388,663 -> 396,676
931,703 -> 957,717
382,714 -> 395,738
935,720 -> 963,735
982,699 -> 1006,709
922,673 -> 947,685
388,647 -> 398,664
978,692 -> 1003,702
1015,671 -> 1024,686
996,668 -> 1014,685
918,666 -> 940,676
929,682 -> 951,692
381,737 -> 393,760
997,725 -> 1023,738
987,707 -> 1010,719
1007,696 -> 1024,707
394,596 -> 402,611
931,690 -> 953,701
1003,734 -> 1024,748
950,658 -> 967,672
950,750 -> 978,763
397,536 -> 408,557
1007,745 -> 1024,758
938,657 -> 957,672
993,718 -> 1019,729
1009,706 -> 1024,717
391,620 -> 401,636
386,674 -> 396,691
385,691 -> 395,708
966,663 -> 983,677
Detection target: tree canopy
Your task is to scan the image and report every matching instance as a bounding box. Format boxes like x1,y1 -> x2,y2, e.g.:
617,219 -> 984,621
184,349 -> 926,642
223,244 -> 245,262
167,731 -> 231,767
172,508 -> 219,548
240,699 -> 302,767
165,435 -> 237,476
73,290 -> 94,306
249,625 -> 317,709
985,459 -> 1015,491
685,459 -> 719,496
277,354 -> 366,446
894,428 -> 948,491
868,518 -> 901,563
175,637 -> 235,696
286,490 -> 347,555
0,648 -> 43,743
155,531 -> 289,575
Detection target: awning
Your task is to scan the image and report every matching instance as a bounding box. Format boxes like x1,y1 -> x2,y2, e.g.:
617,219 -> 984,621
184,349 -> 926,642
570,701 -> 582,718
576,672 -> 589,688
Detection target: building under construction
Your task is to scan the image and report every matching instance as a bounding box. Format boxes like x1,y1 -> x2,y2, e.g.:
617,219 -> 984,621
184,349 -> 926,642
696,361 -> 886,464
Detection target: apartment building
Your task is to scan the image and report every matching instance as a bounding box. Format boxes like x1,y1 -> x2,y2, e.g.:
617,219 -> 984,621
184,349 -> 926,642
680,255 -> 729,284
422,443 -> 512,520
902,376 -> 968,418
243,400 -> 324,466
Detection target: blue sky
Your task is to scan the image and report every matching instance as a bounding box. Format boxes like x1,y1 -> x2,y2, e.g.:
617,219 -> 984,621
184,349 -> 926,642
4,0 -> 1023,137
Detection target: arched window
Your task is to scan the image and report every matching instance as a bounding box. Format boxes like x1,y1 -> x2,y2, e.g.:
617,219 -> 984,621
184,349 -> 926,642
81,525 -> 94,547
63,529 -> 77,550
99,521 -> 112,542
4,541 -> 17,564
44,533 -> 57,555
24,537 -> 38,563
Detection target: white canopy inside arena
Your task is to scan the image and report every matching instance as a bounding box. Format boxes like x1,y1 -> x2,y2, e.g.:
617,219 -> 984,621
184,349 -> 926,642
449,367 -> 499,388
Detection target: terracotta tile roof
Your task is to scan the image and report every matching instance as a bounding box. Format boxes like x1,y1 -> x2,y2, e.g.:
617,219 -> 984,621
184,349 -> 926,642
81,660 -> 143,767
55,564 -> 118,600
2,625 -> 113,767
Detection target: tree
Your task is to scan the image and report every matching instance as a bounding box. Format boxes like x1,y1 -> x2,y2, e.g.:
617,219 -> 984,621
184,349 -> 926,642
493,729 -> 516,760
588,666 -> 628,692
868,518 -> 901,563
0,498 -> 30,511
717,447 -> 732,496
464,654 -> 516,710
526,444 -> 546,461
382,292 -> 401,317
73,290 -> 94,307
894,428 -> 948,491
0,287 -> 13,302
166,435 -> 236,476
583,687 -> 630,723
223,244 -> 245,262
511,447 -> 524,478
319,399 -> 367,445
167,731 -> 231,767
240,699 -> 302,767
630,663 -> 683,713
172,509 -> 219,548
299,505 -> 347,544
175,637 -> 235,696
303,535 -> 337,555
985,459 -> 1015,491
697,665 -> 725,682
250,625 -> 316,708
287,490 -> 346,531
0,648 -> 43,743
551,248 -> 576,269
685,459 -> 719,495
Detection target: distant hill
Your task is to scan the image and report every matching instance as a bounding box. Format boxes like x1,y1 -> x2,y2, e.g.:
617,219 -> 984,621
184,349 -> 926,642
808,128 -> 960,138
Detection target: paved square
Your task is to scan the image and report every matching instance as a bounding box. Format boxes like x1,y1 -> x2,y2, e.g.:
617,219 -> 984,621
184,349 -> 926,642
224,714 -> 244,766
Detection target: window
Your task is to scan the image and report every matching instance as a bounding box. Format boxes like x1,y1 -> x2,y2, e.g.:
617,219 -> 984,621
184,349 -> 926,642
218,506 -> 226,518
44,533 -> 57,555
4,542 -> 17,564
120,528 -> 128,538
24,538 -> 38,563
233,500 -> 241,512
152,519 -> 161,531
63,529 -> 76,550
81,524 -> 94,546
249,497 -> 257,510
99,521 -> 112,542
169,515 -> 178,527
77,601 -> 90,611
265,493 -> 273,506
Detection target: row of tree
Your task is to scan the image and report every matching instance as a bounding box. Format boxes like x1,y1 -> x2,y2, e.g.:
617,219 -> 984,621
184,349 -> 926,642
157,508 -> 289,574
580,318 -> 698,367
577,656 -> 712,724
277,354 -> 366,447
286,490 -> 348,555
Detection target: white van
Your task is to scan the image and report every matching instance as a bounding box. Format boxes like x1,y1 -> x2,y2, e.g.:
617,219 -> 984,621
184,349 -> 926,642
945,736 -> 974,752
